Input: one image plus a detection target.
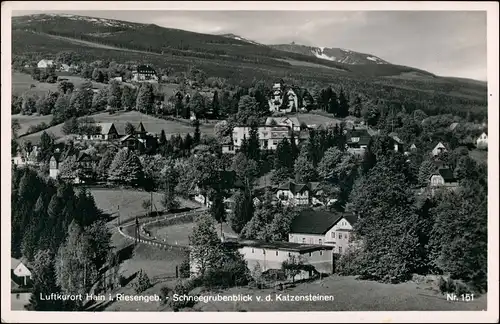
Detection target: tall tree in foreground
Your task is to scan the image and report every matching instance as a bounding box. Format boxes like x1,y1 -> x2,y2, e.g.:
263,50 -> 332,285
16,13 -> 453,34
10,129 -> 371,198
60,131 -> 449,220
55,222 -> 98,310
429,182 -> 487,291
189,213 -> 223,276
348,155 -> 428,283
26,250 -> 63,311
136,83 -> 154,114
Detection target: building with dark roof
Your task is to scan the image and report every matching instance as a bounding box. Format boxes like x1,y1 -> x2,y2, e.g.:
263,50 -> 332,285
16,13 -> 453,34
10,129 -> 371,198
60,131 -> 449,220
429,168 -> 459,196
346,128 -> 372,155
132,65 -> 158,82
288,208 -> 358,255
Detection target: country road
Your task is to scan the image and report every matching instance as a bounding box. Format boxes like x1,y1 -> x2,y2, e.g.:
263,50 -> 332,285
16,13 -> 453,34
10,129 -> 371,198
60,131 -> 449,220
116,209 -> 238,249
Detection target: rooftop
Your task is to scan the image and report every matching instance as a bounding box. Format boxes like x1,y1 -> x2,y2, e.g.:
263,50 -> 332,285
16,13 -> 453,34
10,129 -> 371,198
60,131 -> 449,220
433,168 -> 457,182
290,208 -> 358,235
223,238 -> 333,253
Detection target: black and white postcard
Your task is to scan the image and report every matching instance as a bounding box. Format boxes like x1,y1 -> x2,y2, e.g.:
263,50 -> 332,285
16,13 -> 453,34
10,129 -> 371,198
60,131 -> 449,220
1,1 -> 498,323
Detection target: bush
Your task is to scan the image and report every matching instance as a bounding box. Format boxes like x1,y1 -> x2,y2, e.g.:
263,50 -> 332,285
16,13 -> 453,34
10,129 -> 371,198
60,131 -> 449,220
133,270 -> 152,293
455,280 -> 469,296
179,259 -> 191,279
166,279 -> 199,311
336,248 -> 362,276
118,274 -> 127,287
201,251 -> 250,289
159,286 -> 171,305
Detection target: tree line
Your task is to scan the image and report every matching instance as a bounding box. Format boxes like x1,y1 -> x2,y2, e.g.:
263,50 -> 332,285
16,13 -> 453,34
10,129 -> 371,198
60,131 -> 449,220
12,166 -> 112,311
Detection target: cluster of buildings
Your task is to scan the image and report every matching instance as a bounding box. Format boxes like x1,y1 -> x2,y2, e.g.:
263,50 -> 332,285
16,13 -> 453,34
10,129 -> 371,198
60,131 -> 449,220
36,59 -> 79,72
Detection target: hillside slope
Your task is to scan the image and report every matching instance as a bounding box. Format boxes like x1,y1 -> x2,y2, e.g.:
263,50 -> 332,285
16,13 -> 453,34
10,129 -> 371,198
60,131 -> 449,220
13,14 -> 438,78
270,43 -> 390,65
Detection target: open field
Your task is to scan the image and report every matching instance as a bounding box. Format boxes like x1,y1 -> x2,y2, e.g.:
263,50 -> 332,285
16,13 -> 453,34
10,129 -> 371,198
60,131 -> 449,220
297,112 -> 342,126
193,275 -> 488,312
148,223 -> 194,247
12,113 -> 53,136
17,110 -> 216,144
90,188 -> 201,225
12,71 -> 107,96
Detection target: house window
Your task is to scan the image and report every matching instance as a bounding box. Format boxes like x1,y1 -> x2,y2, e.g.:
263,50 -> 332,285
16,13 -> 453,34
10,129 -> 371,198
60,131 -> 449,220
302,238 -> 306,243
338,233 -> 342,240
319,239 -> 322,245
251,248 -> 254,253
309,252 -> 312,257
276,251 -> 279,256
16,294 -> 20,300
331,232 -> 335,238
345,234 -> 349,240
263,249 -> 266,255
273,140 -> 278,146
339,247 -> 343,254
320,250 -> 323,256
288,252 -> 291,257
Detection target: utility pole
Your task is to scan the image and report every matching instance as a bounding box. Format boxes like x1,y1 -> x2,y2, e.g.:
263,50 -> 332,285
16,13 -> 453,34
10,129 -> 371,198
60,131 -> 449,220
150,191 -> 153,217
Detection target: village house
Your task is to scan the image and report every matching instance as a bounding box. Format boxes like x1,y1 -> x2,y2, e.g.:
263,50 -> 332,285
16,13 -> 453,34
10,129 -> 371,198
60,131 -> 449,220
11,258 -> 32,287
119,122 -> 158,151
388,132 -> 404,152
265,116 -> 302,132
49,152 -> 62,179
223,124 -> 300,154
190,238 -> 335,278
476,132 -> 488,149
131,65 -> 158,83
192,171 -> 245,208
432,142 -> 448,157
345,129 -> 372,155
268,80 -> 299,113
76,123 -> 119,141
37,59 -> 54,69
57,63 -> 71,72
12,145 -> 40,167
428,168 -> 459,196
288,209 -> 359,255
276,180 -> 310,206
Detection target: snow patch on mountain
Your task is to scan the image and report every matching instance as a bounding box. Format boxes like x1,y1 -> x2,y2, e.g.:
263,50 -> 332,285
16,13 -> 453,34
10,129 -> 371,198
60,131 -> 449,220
312,48 -> 336,61
220,33 -> 261,45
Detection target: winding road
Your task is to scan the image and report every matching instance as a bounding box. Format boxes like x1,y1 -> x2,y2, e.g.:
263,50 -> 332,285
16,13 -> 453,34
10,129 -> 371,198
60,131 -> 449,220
115,209 -> 237,250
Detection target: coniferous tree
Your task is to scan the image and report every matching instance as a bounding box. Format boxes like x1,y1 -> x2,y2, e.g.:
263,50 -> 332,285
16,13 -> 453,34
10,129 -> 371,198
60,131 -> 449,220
247,123 -> 261,163
212,90 -> 220,119
107,80 -> 122,109
136,83 -> 155,114
121,86 -> 135,110
338,88 -> 350,118
26,250 -> 63,311
193,120 -> 201,145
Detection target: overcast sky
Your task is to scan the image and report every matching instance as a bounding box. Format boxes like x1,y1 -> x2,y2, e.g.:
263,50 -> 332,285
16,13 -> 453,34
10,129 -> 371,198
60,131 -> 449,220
13,10 -> 487,81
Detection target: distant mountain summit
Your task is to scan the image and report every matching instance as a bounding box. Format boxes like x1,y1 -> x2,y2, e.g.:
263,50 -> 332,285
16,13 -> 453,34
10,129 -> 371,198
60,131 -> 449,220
269,43 -> 389,65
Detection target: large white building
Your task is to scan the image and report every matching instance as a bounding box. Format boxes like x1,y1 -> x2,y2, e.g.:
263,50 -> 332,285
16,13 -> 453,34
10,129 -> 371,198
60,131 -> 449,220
222,125 -> 299,154
190,238 -> 335,278
288,209 -> 359,255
